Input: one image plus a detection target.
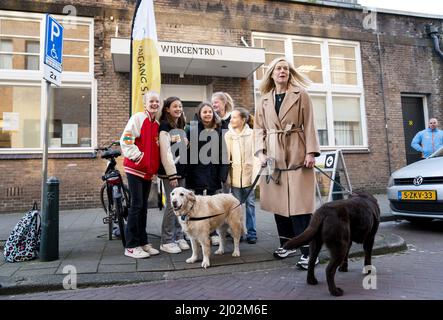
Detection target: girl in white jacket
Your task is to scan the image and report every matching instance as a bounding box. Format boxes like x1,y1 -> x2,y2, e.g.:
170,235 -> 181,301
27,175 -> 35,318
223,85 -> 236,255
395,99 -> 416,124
225,107 -> 260,244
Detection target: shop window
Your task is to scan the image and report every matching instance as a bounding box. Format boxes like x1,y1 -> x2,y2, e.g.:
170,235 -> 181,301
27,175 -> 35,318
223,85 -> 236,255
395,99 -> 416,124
25,41 -> 39,70
329,45 -> 357,85
0,11 -> 95,153
0,39 -> 12,69
61,23 -> 90,72
252,33 -> 366,148
311,95 -> 328,146
0,18 -> 40,70
253,38 -> 285,80
293,41 -> 323,83
332,96 -> 362,146
0,85 -> 41,148
50,87 -> 92,148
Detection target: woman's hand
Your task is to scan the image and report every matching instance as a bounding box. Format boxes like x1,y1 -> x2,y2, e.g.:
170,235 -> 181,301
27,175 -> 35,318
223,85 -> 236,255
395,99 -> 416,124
258,153 -> 268,167
304,153 -> 315,168
169,179 -> 179,187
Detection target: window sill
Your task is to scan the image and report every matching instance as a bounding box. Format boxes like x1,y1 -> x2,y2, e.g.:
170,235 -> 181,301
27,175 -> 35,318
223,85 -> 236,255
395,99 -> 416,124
320,147 -> 370,154
0,153 -> 97,160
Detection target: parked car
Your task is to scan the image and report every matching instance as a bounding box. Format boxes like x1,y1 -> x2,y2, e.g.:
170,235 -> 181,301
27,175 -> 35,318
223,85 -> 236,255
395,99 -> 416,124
387,146 -> 443,223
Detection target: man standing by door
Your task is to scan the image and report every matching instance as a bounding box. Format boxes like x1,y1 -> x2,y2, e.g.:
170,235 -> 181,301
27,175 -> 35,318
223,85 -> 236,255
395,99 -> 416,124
411,118 -> 443,158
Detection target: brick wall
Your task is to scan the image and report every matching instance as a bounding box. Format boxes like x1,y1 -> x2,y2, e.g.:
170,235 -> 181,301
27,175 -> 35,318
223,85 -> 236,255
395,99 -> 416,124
0,0 -> 442,212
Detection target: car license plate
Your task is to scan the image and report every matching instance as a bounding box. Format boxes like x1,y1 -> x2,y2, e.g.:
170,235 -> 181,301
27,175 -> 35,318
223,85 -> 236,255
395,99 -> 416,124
398,190 -> 437,201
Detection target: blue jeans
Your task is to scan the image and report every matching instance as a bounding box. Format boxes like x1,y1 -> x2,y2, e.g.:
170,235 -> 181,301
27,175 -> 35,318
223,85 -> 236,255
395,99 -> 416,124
231,186 -> 256,240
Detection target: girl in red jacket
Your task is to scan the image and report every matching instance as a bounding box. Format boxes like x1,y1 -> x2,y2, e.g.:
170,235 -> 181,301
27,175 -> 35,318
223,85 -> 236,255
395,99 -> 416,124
120,91 -> 161,259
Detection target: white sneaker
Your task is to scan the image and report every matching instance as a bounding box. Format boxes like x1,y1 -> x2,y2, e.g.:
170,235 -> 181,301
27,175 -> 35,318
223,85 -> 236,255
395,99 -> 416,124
296,255 -> 320,270
160,242 -> 182,254
125,247 -> 150,259
141,244 -> 160,256
175,239 -> 190,250
211,235 -> 220,246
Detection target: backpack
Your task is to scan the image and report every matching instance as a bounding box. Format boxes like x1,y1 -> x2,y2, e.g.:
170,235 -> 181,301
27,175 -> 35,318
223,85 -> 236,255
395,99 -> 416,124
3,202 -> 41,263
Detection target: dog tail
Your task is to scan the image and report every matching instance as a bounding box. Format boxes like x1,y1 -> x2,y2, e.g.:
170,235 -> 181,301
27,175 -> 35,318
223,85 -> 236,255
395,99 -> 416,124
282,210 -> 325,250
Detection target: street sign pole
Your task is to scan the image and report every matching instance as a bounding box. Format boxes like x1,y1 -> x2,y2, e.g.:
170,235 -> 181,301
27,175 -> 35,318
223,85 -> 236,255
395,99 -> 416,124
40,14 -> 63,261
41,80 -> 51,217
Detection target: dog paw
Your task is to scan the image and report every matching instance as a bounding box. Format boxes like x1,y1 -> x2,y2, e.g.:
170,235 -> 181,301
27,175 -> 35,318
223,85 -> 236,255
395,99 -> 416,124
214,249 -> 224,255
330,287 -> 344,297
201,260 -> 210,269
186,257 -> 197,264
232,250 -> 240,257
307,277 -> 318,285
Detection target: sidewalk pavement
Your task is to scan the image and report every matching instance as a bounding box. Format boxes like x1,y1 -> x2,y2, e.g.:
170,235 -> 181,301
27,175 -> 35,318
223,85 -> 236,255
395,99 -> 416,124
0,194 -> 405,295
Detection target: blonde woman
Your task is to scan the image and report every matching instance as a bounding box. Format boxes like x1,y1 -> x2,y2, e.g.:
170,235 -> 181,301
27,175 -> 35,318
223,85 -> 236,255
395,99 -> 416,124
212,91 -> 234,130
255,57 -> 320,269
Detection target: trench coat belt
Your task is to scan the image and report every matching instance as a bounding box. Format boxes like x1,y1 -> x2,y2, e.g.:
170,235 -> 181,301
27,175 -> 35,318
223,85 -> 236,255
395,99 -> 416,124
265,125 -> 303,136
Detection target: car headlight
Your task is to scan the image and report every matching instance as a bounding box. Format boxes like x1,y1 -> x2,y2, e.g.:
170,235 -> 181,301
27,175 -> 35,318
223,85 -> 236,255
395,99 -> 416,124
387,176 -> 394,188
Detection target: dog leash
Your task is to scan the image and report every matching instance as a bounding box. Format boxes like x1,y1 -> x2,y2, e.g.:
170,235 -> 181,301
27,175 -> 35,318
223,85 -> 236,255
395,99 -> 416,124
231,164 -> 268,210
179,200 -> 228,222
314,165 -> 351,195
182,212 -> 226,222
231,159 -> 303,210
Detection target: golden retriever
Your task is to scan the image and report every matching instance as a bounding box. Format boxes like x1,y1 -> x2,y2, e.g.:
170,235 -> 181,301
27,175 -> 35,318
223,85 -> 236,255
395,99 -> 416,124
170,187 -> 244,268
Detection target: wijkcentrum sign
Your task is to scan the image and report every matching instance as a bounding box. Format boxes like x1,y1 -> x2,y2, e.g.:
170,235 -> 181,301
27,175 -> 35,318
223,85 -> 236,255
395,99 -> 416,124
160,43 -> 224,57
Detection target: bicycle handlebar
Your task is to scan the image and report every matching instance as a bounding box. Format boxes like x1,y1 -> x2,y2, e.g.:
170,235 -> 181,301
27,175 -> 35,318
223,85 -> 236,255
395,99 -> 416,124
94,140 -> 120,152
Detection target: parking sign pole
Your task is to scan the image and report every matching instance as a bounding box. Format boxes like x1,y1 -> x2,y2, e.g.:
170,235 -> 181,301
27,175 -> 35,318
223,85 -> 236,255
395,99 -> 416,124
40,14 -> 63,261
40,80 -> 51,215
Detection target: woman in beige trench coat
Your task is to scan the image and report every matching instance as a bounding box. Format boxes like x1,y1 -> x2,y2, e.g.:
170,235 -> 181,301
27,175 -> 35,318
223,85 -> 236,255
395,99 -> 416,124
255,57 -> 320,269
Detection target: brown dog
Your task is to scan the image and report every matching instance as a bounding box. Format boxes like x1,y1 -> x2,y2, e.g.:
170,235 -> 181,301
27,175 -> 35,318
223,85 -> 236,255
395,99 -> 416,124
283,191 -> 380,296
170,187 -> 244,269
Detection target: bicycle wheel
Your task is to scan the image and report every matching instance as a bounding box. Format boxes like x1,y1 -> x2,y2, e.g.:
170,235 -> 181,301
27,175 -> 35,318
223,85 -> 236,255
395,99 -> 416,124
100,183 -> 113,241
114,196 -> 127,247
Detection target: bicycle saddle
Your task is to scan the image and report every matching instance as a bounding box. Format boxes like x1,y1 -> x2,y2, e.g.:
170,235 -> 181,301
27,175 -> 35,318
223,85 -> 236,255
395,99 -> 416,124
101,149 -> 121,159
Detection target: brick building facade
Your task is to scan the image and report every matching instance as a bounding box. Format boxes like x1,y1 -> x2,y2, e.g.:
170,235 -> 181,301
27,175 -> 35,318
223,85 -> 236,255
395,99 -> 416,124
0,0 -> 442,213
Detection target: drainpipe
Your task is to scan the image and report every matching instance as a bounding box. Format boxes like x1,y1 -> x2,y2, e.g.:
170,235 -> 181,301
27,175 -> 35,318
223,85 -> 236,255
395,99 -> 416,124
376,32 -> 393,175
426,25 -> 443,61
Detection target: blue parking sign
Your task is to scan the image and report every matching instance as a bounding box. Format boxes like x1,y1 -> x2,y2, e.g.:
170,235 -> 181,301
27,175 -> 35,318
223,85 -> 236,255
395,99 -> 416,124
44,14 -> 63,72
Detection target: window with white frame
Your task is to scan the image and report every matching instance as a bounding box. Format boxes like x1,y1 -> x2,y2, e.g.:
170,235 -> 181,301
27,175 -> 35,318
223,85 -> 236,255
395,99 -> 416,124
252,33 -> 366,149
0,11 -> 95,152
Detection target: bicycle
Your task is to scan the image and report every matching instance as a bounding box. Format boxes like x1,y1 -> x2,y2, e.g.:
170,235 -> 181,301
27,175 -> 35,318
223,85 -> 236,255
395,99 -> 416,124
95,141 -> 130,247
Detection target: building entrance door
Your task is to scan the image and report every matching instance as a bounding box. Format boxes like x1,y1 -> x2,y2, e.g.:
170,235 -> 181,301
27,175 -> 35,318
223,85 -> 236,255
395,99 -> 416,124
401,96 -> 425,164
161,84 -> 208,124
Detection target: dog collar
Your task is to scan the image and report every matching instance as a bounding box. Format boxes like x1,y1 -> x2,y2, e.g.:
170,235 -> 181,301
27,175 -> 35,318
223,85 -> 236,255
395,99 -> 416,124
179,201 -> 195,222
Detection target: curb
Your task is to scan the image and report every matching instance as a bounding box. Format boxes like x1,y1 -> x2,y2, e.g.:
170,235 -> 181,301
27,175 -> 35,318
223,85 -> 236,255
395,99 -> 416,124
0,234 -> 407,296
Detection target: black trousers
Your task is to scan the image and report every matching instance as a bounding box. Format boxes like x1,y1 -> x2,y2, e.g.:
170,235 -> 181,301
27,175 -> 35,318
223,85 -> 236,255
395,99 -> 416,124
274,213 -> 312,255
125,173 -> 151,249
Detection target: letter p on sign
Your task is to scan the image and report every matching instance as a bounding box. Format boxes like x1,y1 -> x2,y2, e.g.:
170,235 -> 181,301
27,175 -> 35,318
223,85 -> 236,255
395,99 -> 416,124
51,22 -> 60,42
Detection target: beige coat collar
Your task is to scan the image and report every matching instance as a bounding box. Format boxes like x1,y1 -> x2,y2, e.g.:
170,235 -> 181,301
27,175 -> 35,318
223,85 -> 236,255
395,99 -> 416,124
262,84 -> 302,124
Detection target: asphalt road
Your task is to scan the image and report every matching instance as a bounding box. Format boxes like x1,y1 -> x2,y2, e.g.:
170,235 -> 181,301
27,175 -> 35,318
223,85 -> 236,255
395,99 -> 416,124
2,219 -> 443,302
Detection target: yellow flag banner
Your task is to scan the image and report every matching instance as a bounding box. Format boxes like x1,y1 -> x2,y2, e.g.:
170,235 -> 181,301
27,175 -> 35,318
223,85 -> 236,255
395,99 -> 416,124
130,0 -> 161,115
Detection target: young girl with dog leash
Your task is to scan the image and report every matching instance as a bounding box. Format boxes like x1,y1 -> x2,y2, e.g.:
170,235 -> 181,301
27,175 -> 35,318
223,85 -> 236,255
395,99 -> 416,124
158,96 -> 191,254
225,107 -> 261,244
